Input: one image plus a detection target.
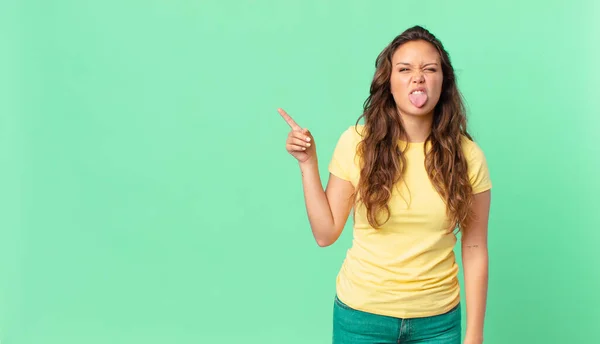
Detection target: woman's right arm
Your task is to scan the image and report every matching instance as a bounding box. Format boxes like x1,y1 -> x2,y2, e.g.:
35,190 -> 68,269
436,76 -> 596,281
299,161 -> 354,247
278,108 -> 354,247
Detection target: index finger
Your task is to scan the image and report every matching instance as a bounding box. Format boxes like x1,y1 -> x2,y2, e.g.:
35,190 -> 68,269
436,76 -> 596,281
277,108 -> 301,130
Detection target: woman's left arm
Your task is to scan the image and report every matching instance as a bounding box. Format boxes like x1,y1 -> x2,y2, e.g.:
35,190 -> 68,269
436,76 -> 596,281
461,189 -> 491,344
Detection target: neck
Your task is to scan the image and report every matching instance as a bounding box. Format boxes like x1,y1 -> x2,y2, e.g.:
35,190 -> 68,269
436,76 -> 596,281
398,111 -> 433,143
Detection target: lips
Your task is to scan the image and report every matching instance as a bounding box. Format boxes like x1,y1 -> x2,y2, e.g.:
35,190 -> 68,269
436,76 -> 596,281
409,87 -> 427,95
408,87 -> 428,108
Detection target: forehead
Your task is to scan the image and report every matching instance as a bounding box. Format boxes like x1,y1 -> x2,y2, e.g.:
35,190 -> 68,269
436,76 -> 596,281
392,40 -> 440,64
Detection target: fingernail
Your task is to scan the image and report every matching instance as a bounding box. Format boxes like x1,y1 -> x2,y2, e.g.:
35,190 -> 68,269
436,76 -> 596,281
306,143 -> 311,147
305,137 -> 311,142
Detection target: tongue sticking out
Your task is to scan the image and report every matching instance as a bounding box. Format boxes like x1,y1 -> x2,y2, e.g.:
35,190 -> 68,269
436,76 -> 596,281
409,92 -> 428,108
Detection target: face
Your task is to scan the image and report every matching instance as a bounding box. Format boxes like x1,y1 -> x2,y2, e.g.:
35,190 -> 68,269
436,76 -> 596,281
390,40 -> 443,117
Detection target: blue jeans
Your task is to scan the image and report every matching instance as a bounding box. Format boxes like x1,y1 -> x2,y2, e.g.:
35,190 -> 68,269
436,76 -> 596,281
332,295 -> 461,344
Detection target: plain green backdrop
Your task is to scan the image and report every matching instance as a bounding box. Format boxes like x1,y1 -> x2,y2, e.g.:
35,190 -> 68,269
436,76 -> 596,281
1,0 -> 599,343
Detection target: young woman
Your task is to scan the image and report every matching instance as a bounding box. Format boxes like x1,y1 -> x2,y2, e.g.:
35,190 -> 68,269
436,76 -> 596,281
278,25 -> 491,344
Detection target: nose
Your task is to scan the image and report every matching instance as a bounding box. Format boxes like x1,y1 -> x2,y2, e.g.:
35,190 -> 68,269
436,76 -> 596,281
412,72 -> 425,83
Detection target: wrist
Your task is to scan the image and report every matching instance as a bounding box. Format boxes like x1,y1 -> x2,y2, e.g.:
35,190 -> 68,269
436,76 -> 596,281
464,334 -> 483,344
299,158 -> 318,171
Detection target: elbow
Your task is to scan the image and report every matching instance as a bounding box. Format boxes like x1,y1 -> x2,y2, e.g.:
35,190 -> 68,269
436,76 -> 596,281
313,225 -> 341,247
315,232 -> 338,247
316,238 -> 334,247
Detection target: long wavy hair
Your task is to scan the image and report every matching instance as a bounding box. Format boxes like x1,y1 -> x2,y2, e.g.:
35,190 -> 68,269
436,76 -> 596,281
354,25 -> 474,233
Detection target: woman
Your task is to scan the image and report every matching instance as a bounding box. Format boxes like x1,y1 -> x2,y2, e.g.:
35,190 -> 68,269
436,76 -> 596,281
278,25 -> 491,344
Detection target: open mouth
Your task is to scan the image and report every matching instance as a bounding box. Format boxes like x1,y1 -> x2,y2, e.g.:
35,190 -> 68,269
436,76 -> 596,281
408,88 -> 428,108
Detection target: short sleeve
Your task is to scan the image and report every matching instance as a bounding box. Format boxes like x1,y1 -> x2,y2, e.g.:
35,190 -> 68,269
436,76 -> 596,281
465,139 -> 492,194
328,126 -> 360,182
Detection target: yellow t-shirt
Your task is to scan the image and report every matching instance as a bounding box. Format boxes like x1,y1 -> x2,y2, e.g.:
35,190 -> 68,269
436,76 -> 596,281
328,124 -> 492,318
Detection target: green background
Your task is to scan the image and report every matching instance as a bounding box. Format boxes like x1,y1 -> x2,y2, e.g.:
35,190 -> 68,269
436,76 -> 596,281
1,0 -> 598,343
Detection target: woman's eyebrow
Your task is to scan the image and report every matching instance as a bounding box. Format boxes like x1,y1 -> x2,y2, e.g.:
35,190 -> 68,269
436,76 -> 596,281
395,62 -> 439,66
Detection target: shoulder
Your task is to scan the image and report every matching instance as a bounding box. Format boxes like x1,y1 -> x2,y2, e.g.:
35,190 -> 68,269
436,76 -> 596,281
340,124 -> 365,140
459,135 -> 492,192
334,124 -> 365,150
460,135 -> 487,162
329,124 -> 365,183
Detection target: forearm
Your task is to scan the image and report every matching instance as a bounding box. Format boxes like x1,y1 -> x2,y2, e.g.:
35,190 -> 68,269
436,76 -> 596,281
462,246 -> 489,343
299,160 -> 336,246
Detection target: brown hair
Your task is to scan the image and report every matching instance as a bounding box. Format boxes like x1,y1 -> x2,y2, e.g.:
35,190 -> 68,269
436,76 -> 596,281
354,25 -> 474,232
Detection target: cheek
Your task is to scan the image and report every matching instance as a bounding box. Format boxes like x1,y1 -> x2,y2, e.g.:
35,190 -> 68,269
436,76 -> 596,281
428,75 -> 444,95
390,74 -> 409,94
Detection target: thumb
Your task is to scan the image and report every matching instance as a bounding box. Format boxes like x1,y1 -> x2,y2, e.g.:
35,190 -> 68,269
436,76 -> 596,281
302,128 -> 314,141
